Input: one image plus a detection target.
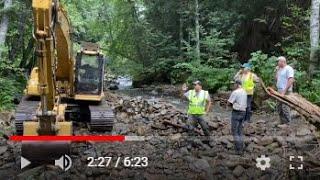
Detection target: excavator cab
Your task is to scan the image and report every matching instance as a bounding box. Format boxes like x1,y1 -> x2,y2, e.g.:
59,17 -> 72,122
75,53 -> 104,95
74,42 -> 105,101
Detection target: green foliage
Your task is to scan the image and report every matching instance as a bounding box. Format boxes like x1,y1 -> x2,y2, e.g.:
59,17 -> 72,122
181,40 -> 198,62
188,65 -> 236,92
170,62 -> 193,84
0,61 -> 26,111
302,78 -> 320,105
0,77 -> 18,111
280,4 -> 309,67
249,51 -> 277,86
172,63 -> 236,92
295,72 -> 320,105
202,29 -> 235,67
1,0 -> 319,111
133,59 -> 181,86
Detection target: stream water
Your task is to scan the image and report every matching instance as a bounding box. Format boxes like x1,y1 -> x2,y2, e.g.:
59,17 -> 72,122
115,76 -> 133,90
113,76 -> 187,109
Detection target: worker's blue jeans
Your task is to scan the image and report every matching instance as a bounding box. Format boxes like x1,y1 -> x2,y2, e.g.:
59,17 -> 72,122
244,95 -> 253,122
231,110 -> 246,153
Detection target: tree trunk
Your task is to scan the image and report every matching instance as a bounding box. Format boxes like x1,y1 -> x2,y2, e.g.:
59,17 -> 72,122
194,0 -> 200,63
21,38 -> 35,71
179,0 -> 185,55
179,14 -> 184,54
309,0 -> 320,78
129,0 -> 145,67
10,11 -> 27,62
0,0 -> 12,59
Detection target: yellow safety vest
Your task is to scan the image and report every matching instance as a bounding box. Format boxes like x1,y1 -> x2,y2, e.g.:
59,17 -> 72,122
188,90 -> 208,115
242,73 -> 255,95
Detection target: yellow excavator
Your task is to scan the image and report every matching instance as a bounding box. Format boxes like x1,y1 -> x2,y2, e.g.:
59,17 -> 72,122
15,0 -> 114,162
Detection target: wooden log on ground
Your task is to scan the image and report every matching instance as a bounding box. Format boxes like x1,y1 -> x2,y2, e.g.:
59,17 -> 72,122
260,79 -> 320,128
162,120 -> 204,135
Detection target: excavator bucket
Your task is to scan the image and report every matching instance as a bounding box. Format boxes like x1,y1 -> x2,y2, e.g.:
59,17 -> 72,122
21,121 -> 72,163
22,141 -> 70,164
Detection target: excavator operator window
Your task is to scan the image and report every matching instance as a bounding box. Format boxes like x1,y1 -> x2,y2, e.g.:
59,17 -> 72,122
75,54 -> 103,94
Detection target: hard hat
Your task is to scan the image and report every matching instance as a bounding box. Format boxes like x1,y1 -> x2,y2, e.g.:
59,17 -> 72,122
193,80 -> 202,86
242,63 -> 252,70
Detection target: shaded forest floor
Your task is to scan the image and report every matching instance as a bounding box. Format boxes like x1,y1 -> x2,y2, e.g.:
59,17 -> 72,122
0,87 -> 319,180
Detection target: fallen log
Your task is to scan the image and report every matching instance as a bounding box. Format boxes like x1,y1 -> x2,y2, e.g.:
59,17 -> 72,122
162,120 -> 204,135
260,80 -> 320,129
303,151 -> 320,167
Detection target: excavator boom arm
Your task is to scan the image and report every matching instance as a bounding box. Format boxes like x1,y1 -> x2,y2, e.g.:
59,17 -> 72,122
32,0 -> 74,112
32,0 -> 56,111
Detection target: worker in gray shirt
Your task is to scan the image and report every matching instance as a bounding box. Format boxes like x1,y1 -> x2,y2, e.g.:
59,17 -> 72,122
275,56 -> 294,124
227,80 -> 247,155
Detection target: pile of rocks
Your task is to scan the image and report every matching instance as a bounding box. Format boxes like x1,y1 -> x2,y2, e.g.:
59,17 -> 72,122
109,93 -> 320,179
112,96 -> 189,136
115,96 -> 186,123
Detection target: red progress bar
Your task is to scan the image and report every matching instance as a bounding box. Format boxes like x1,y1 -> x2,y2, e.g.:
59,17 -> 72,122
10,135 -> 125,142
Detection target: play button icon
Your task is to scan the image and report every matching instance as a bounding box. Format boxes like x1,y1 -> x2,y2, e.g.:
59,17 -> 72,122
21,156 -> 31,169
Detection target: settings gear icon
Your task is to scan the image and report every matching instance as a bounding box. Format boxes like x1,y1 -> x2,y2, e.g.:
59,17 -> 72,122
256,155 -> 271,171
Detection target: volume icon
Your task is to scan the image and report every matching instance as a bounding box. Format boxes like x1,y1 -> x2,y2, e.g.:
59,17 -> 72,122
55,154 -> 72,171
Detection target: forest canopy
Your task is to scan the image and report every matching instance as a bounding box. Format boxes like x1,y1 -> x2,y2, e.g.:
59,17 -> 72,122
0,0 -> 320,110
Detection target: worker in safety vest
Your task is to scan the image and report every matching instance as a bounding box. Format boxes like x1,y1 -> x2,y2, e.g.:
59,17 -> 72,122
182,80 -> 212,136
234,63 -> 260,122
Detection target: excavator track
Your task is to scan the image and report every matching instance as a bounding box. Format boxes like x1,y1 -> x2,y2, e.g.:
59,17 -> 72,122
88,103 -> 114,132
15,97 -> 39,135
